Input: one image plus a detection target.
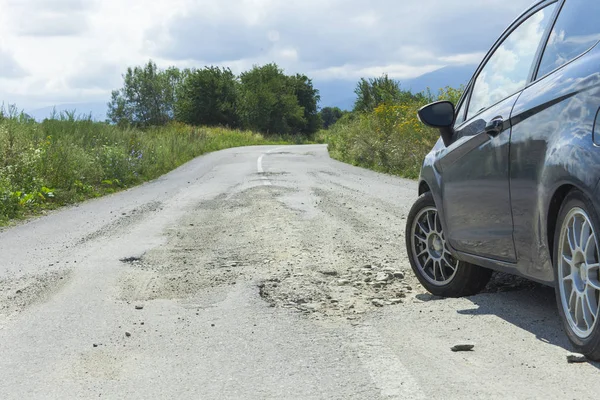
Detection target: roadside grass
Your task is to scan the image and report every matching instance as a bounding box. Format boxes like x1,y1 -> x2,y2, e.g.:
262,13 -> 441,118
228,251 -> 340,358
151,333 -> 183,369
320,87 -> 463,179
0,110 -> 302,225
320,102 -> 439,179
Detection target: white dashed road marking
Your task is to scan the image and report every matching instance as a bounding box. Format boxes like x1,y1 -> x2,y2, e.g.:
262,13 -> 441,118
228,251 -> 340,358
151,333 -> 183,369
257,147 -> 285,186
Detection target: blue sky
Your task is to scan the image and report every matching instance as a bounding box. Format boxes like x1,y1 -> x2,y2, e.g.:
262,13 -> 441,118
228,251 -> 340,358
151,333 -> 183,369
0,0 -> 534,111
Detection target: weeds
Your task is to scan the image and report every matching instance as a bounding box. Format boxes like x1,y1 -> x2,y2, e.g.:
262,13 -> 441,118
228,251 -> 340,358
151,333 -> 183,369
321,86 -> 463,179
0,108 -> 297,224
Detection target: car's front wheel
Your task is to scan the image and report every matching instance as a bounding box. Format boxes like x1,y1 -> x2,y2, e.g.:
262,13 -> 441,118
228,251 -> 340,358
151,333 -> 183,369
554,190 -> 600,360
405,192 -> 492,297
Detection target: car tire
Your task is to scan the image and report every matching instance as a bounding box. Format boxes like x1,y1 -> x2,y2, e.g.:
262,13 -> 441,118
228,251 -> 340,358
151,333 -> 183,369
553,190 -> 600,361
405,192 -> 492,298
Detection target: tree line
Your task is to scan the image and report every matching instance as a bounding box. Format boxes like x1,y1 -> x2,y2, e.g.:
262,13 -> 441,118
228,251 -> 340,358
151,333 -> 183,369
108,61 -> 321,136
107,60 -> 462,135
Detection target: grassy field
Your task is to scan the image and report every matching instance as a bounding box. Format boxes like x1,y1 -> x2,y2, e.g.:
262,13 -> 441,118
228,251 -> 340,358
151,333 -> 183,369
0,110 -> 297,224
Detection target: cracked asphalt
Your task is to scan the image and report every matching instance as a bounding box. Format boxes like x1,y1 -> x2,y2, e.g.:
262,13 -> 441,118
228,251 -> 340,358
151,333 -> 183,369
0,144 -> 598,399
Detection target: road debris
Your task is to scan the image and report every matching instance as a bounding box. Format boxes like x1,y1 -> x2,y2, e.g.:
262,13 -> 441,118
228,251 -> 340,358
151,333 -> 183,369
371,299 -> 385,307
567,354 -> 588,363
120,256 -> 142,264
375,272 -> 390,282
451,344 -> 475,352
320,270 -> 338,277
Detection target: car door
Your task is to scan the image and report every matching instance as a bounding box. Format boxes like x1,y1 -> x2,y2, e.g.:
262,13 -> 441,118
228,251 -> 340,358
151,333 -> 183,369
439,1 -> 559,263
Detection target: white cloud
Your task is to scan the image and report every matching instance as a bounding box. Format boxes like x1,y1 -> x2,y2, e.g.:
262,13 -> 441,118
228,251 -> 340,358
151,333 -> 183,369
439,52 -> 486,65
0,0 -> 534,109
0,49 -> 27,78
312,63 -> 443,81
350,11 -> 380,28
3,0 -> 93,37
279,48 -> 299,62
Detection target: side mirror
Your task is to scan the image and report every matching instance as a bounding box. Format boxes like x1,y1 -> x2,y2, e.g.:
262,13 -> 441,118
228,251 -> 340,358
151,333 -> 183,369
417,101 -> 455,147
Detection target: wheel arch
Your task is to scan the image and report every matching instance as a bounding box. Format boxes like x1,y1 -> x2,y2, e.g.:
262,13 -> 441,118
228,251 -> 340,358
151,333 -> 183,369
546,184 -> 576,263
418,180 -> 431,196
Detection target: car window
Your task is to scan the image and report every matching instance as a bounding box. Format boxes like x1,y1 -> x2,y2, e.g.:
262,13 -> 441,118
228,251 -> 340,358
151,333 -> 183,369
537,0 -> 600,78
466,4 -> 557,120
454,95 -> 467,126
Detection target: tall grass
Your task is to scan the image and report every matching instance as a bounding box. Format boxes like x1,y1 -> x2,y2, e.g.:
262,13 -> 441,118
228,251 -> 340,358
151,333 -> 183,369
0,107 -> 295,224
320,87 -> 463,179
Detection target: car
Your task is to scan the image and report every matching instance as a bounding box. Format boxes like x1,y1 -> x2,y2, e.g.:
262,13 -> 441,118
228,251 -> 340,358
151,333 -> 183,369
406,0 -> 600,359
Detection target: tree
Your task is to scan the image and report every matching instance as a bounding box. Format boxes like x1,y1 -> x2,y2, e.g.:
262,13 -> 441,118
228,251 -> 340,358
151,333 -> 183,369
353,74 -> 415,113
175,66 -> 239,127
289,74 -> 321,134
319,107 -> 345,129
107,60 -> 181,127
238,64 -> 305,135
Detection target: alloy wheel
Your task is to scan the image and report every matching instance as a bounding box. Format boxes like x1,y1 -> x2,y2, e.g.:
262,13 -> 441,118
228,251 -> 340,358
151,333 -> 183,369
558,207 -> 600,339
410,206 -> 459,286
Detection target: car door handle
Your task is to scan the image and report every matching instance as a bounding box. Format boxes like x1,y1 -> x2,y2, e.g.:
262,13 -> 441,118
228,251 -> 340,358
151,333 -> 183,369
485,117 -> 504,137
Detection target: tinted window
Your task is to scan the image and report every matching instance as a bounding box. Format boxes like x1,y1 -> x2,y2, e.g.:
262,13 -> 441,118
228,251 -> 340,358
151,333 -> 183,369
466,5 -> 557,120
538,0 -> 600,78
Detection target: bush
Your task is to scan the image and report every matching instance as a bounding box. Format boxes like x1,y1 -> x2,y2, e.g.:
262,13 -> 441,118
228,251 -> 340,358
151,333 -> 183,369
323,86 -> 463,179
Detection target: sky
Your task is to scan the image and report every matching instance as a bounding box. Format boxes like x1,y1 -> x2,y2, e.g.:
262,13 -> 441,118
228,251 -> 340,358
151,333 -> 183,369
0,0 -> 535,111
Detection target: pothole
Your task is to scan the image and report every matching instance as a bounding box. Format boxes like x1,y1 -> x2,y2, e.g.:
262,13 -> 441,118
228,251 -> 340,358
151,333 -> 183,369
257,262 -> 415,318
120,256 -> 143,264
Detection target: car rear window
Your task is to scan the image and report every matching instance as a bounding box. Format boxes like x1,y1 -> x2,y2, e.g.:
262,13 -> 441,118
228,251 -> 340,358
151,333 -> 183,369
537,0 -> 600,78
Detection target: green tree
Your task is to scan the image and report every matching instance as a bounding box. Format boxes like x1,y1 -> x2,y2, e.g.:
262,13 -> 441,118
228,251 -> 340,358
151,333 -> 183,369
319,107 -> 345,129
289,74 -> 321,134
238,64 -> 304,135
175,66 -> 239,127
108,60 -> 181,127
353,74 -> 415,113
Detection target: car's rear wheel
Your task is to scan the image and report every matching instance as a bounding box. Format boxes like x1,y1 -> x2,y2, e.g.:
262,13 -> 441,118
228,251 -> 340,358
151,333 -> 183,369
554,190 -> 600,360
405,192 -> 492,297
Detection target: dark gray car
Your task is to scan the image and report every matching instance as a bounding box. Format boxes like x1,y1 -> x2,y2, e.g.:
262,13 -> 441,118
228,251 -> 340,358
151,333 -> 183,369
407,0 -> 600,359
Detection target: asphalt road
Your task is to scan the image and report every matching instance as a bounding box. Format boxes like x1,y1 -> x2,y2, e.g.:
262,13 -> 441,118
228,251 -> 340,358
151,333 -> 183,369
0,144 -> 598,399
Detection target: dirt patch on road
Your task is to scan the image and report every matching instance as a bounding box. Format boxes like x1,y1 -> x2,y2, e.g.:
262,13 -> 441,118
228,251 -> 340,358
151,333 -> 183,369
118,188 -> 278,302
118,184 -> 422,318
0,268 -> 72,318
258,185 -> 418,317
78,201 -> 163,245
